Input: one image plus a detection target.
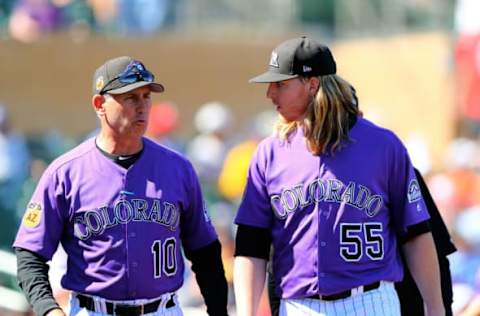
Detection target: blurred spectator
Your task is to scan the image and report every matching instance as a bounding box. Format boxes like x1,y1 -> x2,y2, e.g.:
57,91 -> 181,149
186,101 -> 233,184
187,133 -> 226,181
145,101 -> 183,151
217,110 -> 276,203
87,0 -> 117,34
117,0 -> 173,36
423,136 -> 480,315
426,137 -> 480,227
217,139 -> 258,202
0,1 -> 15,38
8,0 -> 62,43
34,129 -> 76,163
55,0 -> 95,42
5,0 -> 177,40
454,0 -> 480,139
194,101 -> 233,136
0,105 -> 30,249
449,207 -> 480,315
404,133 -> 432,175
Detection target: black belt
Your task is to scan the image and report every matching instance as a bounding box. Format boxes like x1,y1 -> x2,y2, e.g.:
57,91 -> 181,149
308,281 -> 381,301
77,294 -> 175,316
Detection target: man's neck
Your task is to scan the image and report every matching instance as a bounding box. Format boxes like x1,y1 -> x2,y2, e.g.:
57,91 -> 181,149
95,132 -> 143,156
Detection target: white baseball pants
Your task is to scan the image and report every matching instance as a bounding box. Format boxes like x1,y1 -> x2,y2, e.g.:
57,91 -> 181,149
279,281 -> 401,316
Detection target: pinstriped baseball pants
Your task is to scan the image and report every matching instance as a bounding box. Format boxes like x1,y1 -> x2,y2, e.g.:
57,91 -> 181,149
279,282 -> 401,316
67,293 -> 184,316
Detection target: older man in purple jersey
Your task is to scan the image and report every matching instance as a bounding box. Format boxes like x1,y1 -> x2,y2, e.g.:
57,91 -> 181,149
13,56 -> 229,316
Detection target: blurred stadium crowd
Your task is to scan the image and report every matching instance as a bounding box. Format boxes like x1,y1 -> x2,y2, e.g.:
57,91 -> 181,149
0,0 -> 457,43
1,0 -> 480,316
1,0 -> 176,43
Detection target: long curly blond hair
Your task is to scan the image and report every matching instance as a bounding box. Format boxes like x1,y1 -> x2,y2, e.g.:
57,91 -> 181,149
274,75 -> 359,155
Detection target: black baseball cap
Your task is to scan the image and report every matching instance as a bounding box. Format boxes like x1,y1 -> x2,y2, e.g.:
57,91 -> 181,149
249,36 -> 336,83
93,56 -> 164,95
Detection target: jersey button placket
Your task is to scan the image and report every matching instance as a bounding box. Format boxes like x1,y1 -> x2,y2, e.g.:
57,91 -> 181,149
128,228 -> 137,288
314,203 -> 320,292
317,204 -> 328,291
122,172 -> 135,297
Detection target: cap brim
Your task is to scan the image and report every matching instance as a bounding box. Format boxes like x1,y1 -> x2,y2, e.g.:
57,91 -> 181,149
249,71 -> 298,83
107,82 -> 165,94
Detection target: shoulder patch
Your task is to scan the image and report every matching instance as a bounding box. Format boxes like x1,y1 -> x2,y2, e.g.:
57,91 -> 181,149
22,202 -> 42,228
407,179 -> 422,203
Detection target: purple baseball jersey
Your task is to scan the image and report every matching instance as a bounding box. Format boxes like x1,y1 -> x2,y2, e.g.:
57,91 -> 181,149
14,137 -> 217,300
235,118 -> 430,299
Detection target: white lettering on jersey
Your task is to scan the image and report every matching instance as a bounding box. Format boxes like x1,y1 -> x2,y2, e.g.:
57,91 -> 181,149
270,178 -> 385,219
74,198 -> 180,240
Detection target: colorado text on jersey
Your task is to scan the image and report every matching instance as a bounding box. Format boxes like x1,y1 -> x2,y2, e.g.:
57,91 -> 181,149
270,178 -> 384,219
73,198 -> 180,240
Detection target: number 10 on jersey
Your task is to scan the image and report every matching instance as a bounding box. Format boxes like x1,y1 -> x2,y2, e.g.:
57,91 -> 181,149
151,238 -> 178,278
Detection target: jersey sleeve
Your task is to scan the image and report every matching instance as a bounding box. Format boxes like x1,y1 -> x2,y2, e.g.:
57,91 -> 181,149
13,167 -> 66,260
234,143 -> 273,228
180,161 -> 218,251
388,139 -> 430,237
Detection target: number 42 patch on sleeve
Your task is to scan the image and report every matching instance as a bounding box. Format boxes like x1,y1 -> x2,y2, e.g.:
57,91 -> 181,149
22,202 -> 42,228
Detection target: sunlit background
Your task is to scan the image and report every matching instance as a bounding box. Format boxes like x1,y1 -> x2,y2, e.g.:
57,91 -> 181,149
1,0 -> 480,315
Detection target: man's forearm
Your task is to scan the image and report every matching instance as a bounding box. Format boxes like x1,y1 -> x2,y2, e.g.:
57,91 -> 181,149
234,256 -> 267,316
185,240 -> 229,316
402,233 -> 445,315
15,248 -> 60,316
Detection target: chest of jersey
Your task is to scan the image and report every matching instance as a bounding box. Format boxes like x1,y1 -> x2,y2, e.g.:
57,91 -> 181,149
266,140 -> 390,221
71,172 -> 181,242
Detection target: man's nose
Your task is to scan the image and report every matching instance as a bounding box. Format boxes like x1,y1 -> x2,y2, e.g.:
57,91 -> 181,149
266,83 -> 276,99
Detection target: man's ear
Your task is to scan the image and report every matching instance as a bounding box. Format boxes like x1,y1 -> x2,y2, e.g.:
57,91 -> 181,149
92,94 -> 106,116
308,77 -> 320,96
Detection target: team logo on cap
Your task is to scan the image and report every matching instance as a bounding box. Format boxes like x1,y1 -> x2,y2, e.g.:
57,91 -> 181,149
22,202 -> 42,228
95,76 -> 104,91
407,179 -> 422,203
269,51 -> 279,68
303,65 -> 312,72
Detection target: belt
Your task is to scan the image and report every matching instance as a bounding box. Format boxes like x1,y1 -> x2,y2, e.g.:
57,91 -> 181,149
308,281 -> 381,301
77,294 -> 175,316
